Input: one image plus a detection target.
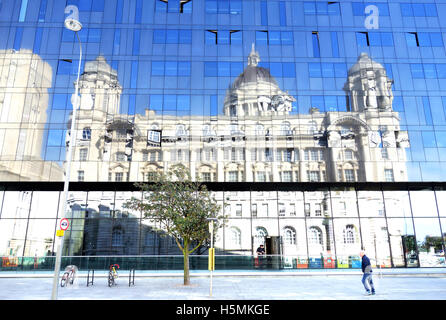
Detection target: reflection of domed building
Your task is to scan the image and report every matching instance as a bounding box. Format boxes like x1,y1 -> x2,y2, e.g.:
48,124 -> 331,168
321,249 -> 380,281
62,49 -> 411,259
68,49 -> 408,185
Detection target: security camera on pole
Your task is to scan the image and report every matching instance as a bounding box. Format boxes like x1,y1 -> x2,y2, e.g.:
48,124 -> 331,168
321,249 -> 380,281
50,6 -> 82,300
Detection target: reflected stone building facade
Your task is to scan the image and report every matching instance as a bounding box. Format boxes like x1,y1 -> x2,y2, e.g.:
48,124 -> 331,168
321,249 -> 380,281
0,0 -> 445,271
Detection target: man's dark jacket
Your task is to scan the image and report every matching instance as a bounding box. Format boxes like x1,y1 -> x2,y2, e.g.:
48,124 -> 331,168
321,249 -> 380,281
361,255 -> 373,274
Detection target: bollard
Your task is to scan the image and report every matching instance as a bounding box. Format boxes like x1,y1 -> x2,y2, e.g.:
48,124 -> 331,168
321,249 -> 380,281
129,269 -> 135,287
87,269 -> 94,287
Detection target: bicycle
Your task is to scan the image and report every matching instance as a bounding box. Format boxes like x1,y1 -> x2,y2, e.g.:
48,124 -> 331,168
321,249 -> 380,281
108,264 -> 120,287
60,265 -> 77,287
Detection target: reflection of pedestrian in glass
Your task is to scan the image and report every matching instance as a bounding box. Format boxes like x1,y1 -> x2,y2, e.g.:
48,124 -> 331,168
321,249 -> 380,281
360,251 -> 376,295
256,244 -> 266,269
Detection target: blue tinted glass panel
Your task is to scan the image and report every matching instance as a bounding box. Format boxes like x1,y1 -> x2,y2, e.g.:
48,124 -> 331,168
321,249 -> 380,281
312,32 -> 320,57
381,33 -> 393,46
168,0 -> 180,13
155,0 -> 167,12
410,64 -> 424,78
88,29 -> 101,43
334,63 -> 347,78
219,30 -> 230,44
316,2 -> 328,14
424,4 -> 437,17
230,31 -> 242,44
283,63 -> 295,77
352,2 -> 364,16
356,32 -> 368,46
205,31 -> 217,45
328,2 -> 340,15
218,0 -> 230,13
256,31 -> 268,45
400,3 -> 413,17
92,0 -> 104,11
321,63 -> 334,77
152,61 -> 164,76
261,1 -> 268,26
430,33 -> 443,47
309,63 -> 321,77
178,62 -> 191,76
165,61 -> 177,76
115,0 -> 123,23
422,97 -> 433,126
304,2 -> 316,14
204,62 -> 218,76
437,65 -> 446,78
182,1 -> 192,13
412,4 -> 425,17
424,64 -> 437,79
34,28 -> 43,54
166,30 -> 179,44
19,0 -> 28,22
281,32 -> 293,45
279,1 -> 287,26
269,31 -> 281,45
153,30 -> 166,44
180,30 -> 192,44
38,0 -> 48,21
230,0 -> 242,14
331,32 -> 339,57
206,0 -> 217,13
368,33 -> 380,46
406,33 -> 418,47
150,95 -> 163,111
418,33 -> 431,47
13,27 -> 23,50
135,0 -> 142,23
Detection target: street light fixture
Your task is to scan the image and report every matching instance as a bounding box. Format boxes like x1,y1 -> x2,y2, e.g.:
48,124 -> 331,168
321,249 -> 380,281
50,10 -> 83,301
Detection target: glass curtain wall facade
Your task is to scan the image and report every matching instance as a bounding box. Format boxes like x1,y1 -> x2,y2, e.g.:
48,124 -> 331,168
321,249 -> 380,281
0,0 -> 445,269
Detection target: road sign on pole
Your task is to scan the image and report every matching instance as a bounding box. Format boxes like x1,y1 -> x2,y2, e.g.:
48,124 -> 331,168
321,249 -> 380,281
60,218 -> 70,231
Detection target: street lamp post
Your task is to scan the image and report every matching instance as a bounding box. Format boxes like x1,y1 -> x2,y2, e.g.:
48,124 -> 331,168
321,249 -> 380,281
50,14 -> 82,301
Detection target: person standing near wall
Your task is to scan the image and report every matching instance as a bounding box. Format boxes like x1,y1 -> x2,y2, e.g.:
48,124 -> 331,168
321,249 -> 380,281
360,250 -> 376,295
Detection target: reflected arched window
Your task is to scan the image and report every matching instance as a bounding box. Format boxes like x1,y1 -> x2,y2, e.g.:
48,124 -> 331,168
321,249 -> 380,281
280,121 -> 291,135
308,226 -> 322,245
255,124 -> 265,136
254,227 -> 268,247
203,124 -> 212,136
343,224 -> 356,244
112,227 -> 123,247
283,227 -> 296,245
229,227 -> 241,246
176,124 -> 187,136
308,121 -> 318,135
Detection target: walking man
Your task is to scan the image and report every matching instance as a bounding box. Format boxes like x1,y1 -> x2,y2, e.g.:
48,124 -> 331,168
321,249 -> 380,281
360,250 -> 376,295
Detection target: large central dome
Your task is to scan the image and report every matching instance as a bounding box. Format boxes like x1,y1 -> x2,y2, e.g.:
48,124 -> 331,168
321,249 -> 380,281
231,45 -> 278,89
224,45 -> 295,117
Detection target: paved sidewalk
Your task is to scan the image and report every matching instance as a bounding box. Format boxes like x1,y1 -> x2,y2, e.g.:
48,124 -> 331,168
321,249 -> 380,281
0,269 -> 446,300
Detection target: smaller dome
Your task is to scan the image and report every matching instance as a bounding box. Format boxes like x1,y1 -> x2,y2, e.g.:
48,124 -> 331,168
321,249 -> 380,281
348,52 -> 386,76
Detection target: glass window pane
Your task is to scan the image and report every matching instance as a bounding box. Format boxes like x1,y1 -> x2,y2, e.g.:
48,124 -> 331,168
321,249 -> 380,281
410,190 -> 438,217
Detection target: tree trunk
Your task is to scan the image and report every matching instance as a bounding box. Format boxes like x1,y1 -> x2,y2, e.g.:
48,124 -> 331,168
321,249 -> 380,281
183,242 -> 190,285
